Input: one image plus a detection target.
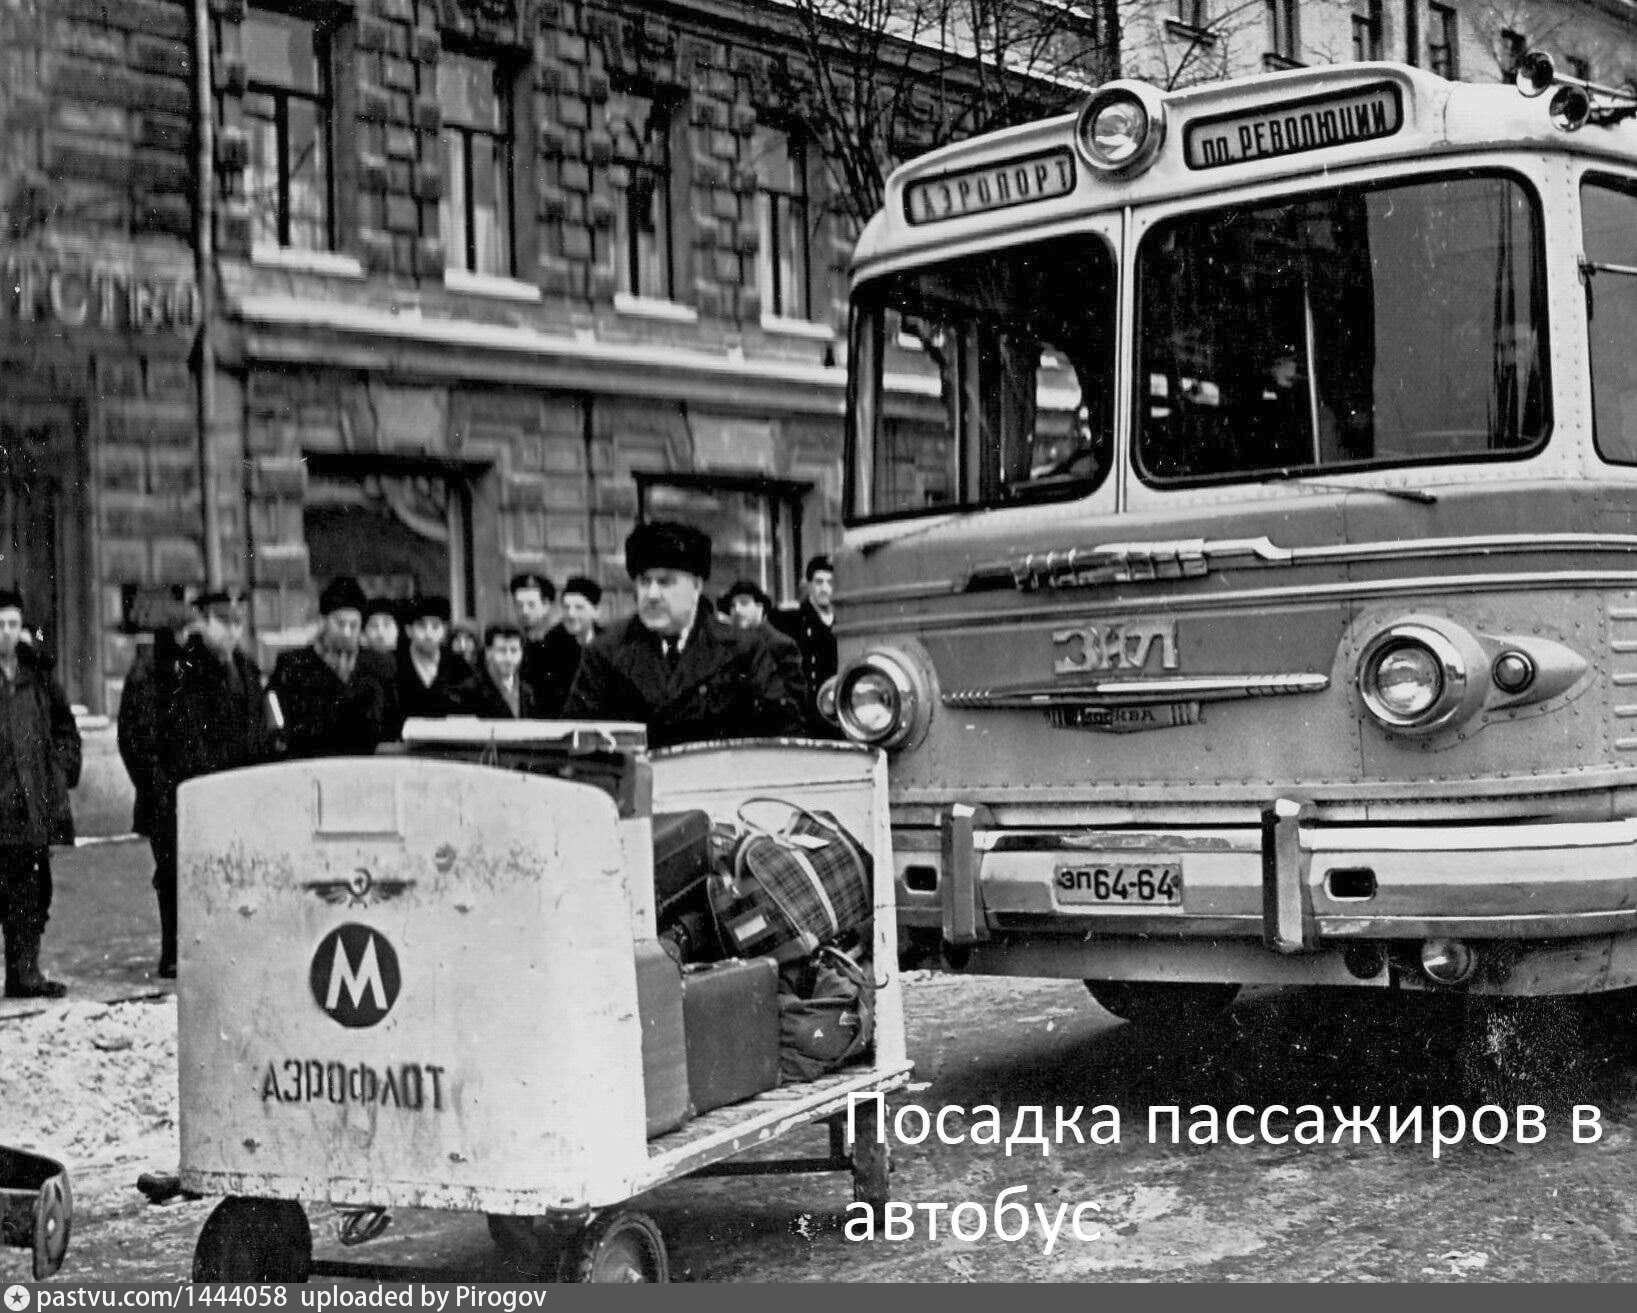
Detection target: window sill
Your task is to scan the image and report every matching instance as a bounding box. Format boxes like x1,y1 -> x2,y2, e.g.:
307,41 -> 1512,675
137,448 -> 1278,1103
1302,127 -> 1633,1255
1165,18 -> 1218,45
442,268 -> 543,303
759,313 -> 834,342
1261,51 -> 1305,71
613,293 -> 699,324
249,245 -> 365,279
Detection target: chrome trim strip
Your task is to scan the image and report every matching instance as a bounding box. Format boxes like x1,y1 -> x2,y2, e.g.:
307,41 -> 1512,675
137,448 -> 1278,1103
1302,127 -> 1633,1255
943,672 -> 1330,708
841,532 -> 1637,608
970,817 -> 1637,853
838,568 -> 1637,637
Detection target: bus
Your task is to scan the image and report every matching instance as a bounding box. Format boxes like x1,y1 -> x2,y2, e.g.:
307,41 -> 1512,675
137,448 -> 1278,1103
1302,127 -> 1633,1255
830,53 -> 1637,1020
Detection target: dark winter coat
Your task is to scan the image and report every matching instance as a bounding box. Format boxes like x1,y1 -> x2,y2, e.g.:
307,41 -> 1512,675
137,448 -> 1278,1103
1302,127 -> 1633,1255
463,668 -> 542,720
532,623 -> 601,716
266,644 -> 395,759
562,601 -> 803,750
0,646 -> 82,849
153,637 -> 272,828
116,632 -> 183,837
396,649 -> 474,724
771,599 -> 841,738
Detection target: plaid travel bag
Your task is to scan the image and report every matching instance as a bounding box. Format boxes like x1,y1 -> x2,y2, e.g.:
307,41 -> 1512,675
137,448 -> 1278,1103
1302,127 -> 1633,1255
707,797 -> 873,963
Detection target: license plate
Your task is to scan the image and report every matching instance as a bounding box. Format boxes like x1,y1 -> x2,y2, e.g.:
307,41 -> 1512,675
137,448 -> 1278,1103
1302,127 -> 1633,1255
1055,860 -> 1182,907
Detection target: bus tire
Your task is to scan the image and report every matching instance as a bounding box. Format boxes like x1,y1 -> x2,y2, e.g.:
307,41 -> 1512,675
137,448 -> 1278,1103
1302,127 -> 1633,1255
1083,980 -> 1240,1025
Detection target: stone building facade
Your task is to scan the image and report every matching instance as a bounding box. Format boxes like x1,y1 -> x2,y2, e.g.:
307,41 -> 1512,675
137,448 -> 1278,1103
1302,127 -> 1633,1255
7,0 -> 1637,715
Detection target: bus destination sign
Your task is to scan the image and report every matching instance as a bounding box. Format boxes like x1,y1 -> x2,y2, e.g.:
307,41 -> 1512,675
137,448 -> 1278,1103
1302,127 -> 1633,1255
904,149 -> 1077,225
1184,83 -> 1403,170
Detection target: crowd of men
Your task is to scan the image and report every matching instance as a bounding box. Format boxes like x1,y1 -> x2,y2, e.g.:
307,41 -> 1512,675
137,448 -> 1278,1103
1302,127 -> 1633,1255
93,520 -> 841,985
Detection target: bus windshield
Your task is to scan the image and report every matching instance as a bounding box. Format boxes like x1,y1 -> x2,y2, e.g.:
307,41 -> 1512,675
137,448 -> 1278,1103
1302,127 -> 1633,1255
849,234 -> 1116,521
1138,172 -> 1549,482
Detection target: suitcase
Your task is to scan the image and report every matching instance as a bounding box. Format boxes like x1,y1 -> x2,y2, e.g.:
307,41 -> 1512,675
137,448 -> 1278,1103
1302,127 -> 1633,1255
635,940 -> 691,1138
652,810 -> 715,911
681,957 -> 780,1116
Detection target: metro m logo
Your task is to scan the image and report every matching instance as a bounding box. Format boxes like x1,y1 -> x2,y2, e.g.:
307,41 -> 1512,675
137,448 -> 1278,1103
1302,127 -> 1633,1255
309,924 -> 402,1028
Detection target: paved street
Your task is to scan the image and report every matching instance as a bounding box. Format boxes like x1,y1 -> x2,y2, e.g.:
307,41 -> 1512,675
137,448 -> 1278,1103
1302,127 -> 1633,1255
10,840 -> 1637,1282
0,838 -> 170,1022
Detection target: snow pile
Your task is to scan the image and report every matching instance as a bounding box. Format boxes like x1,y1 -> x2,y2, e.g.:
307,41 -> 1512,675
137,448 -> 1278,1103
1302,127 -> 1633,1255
0,997 -> 179,1177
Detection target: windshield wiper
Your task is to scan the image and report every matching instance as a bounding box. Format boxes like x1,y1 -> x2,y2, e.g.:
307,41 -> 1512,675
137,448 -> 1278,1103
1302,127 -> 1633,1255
1257,469 -> 1438,505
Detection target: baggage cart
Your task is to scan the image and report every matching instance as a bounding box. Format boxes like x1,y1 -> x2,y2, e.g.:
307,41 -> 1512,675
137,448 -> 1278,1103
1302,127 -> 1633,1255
176,725 -> 911,1282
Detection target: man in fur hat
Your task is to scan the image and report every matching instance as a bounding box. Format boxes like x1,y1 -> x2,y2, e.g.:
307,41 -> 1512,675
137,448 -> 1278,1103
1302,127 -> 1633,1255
267,576 -> 397,758
151,590 -> 272,977
562,522 -> 802,747
396,595 -> 471,722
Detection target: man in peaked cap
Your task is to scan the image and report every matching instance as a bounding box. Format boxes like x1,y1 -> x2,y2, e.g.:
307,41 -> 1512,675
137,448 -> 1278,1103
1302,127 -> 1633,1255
562,521 -> 802,748
396,594 -> 471,723
509,571 -> 558,710
266,575 -> 397,758
532,574 -> 605,716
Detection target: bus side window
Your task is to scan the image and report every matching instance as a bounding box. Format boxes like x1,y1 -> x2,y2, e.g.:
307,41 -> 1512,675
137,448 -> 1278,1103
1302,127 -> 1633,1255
1584,178 -> 1637,465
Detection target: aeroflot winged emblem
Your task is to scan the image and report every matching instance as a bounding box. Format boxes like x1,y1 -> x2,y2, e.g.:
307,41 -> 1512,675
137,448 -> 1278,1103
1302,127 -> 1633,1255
303,867 -> 414,908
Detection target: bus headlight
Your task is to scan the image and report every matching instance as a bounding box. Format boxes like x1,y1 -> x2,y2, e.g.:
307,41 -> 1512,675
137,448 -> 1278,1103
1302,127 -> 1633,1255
835,651 -> 926,749
1356,622 -> 1472,733
816,676 -> 839,724
1074,82 -> 1167,175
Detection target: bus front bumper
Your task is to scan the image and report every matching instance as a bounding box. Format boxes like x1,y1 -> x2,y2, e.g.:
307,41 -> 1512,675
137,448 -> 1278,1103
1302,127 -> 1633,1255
900,800 -> 1637,964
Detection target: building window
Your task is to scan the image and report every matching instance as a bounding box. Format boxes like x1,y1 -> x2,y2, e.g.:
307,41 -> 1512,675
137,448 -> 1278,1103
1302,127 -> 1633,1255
635,473 -> 808,603
241,9 -> 332,250
1353,0 -> 1384,60
303,460 -> 477,620
753,126 -> 812,321
1428,2 -> 1458,77
609,88 -> 677,302
1173,0 -> 1207,28
1267,0 -> 1297,60
438,53 -> 514,276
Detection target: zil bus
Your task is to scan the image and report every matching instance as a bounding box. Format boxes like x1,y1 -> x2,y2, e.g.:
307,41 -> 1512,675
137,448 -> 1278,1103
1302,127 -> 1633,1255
830,53 -> 1637,1018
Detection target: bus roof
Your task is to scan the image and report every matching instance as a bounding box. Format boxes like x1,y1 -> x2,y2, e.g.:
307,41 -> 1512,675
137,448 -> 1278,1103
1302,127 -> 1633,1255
851,61 -> 1631,279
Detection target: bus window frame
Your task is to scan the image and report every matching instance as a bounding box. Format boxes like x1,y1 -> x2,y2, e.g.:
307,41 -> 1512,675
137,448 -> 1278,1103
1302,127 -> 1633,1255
843,226 -> 1121,527
1580,168 -> 1637,469
1128,162 -> 1553,492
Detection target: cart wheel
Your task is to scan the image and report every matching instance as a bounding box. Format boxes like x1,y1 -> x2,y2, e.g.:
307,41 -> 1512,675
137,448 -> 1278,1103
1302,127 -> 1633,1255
192,1197 -> 311,1283
32,1171 -> 71,1281
851,1130 -> 892,1210
563,1210 -> 669,1283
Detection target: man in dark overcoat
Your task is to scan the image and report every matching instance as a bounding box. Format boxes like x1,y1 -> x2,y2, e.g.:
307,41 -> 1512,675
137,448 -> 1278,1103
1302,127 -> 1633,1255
771,554 -> 843,739
152,591 -> 272,977
718,579 -> 809,721
562,522 -> 803,749
396,595 -> 472,723
464,623 -> 539,719
533,575 -> 604,715
267,576 -> 396,759
509,572 -> 558,709
0,588 -> 82,998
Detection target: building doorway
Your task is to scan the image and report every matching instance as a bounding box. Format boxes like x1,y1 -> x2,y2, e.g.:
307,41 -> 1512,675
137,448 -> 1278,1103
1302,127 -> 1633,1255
0,398 -> 89,706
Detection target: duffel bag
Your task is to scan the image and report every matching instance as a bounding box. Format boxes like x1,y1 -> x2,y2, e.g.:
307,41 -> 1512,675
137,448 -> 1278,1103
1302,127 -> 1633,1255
778,945 -> 876,1082
707,797 -> 873,962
